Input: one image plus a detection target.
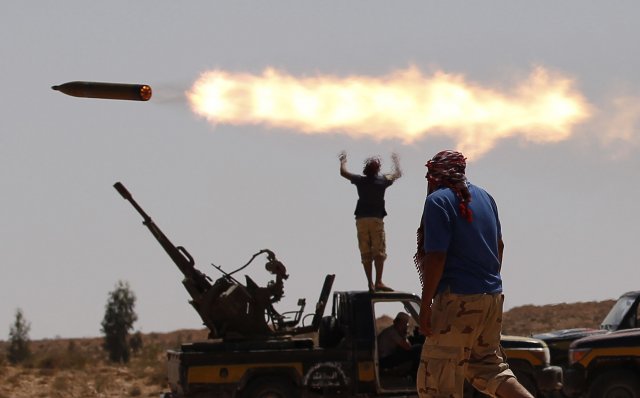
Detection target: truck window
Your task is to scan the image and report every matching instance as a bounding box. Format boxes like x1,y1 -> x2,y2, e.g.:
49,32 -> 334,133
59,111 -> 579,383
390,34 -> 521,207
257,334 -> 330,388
601,296 -> 636,331
373,300 -> 421,392
373,301 -> 419,334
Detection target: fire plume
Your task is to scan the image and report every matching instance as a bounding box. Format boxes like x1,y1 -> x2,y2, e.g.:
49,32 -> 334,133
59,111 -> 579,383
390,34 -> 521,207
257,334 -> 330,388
187,66 -> 590,158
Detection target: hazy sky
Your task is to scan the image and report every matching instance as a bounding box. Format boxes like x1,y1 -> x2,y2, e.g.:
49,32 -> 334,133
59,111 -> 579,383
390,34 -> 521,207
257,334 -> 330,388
2,2 -> 639,340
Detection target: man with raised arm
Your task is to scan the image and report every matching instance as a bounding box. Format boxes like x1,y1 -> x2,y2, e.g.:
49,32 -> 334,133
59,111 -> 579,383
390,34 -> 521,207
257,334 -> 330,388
339,151 -> 402,292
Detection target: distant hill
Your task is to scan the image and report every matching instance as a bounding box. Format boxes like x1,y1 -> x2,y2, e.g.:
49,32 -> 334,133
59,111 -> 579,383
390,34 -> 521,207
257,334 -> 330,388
0,300 -> 616,397
502,299 -> 615,336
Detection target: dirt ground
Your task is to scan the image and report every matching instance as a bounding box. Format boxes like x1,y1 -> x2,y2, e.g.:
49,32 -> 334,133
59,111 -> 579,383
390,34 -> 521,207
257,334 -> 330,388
0,329 -> 208,398
0,301 -> 615,397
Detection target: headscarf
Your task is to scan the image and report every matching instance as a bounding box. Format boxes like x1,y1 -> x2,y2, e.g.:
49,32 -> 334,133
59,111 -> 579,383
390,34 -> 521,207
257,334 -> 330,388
425,150 -> 472,222
414,150 -> 471,287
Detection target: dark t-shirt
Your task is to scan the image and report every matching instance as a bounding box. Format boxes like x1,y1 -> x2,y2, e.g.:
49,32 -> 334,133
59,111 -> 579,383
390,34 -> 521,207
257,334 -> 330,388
349,175 -> 394,218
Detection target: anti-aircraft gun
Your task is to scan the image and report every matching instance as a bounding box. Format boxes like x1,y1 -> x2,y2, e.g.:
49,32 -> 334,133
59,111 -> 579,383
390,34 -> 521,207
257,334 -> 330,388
113,182 -> 334,340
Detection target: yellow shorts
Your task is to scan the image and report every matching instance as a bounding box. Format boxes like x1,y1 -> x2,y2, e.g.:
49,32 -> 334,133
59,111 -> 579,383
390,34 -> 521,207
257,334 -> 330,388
417,291 -> 514,398
355,217 -> 387,264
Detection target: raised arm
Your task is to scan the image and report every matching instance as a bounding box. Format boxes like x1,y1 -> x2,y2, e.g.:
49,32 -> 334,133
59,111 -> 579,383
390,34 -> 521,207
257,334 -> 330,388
339,150 -> 356,180
385,152 -> 403,181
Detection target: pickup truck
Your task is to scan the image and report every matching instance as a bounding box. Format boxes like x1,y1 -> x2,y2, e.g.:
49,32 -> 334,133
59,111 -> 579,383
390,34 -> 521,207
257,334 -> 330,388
533,290 -> 640,369
165,289 -> 562,398
563,327 -> 640,398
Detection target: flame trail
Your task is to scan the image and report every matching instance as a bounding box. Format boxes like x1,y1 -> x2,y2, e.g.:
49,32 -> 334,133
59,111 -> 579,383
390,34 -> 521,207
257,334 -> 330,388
187,66 -> 591,159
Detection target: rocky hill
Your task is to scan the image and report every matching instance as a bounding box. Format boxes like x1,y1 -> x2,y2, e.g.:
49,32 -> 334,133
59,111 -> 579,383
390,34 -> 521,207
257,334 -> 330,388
502,299 -> 615,336
0,300 -> 617,398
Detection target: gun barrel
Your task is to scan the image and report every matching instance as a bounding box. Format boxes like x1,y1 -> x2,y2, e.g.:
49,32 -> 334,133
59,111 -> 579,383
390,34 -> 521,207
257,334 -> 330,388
113,181 -> 219,334
113,182 -> 153,224
114,182 -> 132,200
113,181 -> 198,274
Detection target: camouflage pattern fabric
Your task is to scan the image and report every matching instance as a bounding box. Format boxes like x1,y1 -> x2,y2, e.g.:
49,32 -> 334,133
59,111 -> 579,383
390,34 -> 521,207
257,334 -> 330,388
417,292 -> 514,398
355,217 -> 387,264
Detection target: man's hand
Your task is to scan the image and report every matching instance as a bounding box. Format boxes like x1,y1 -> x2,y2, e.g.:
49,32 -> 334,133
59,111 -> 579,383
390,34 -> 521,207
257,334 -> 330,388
338,150 -> 347,163
388,152 -> 402,180
419,304 -> 432,337
391,152 -> 400,165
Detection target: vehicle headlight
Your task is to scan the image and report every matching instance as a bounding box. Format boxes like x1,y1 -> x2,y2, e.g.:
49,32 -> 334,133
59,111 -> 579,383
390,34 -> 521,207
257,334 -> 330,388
569,348 -> 591,365
525,345 -> 551,365
506,347 -> 550,366
536,346 -> 551,365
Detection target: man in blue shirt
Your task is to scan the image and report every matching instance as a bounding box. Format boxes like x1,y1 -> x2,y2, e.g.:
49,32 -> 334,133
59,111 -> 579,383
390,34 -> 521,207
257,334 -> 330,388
340,151 -> 402,292
416,150 -> 533,398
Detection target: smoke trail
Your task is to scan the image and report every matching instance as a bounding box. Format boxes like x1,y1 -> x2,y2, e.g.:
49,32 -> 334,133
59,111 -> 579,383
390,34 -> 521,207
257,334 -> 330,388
187,66 -> 591,159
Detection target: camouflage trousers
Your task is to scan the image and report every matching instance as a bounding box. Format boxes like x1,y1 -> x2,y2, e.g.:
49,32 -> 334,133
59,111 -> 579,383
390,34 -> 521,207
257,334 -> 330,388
417,291 -> 514,398
355,217 -> 387,265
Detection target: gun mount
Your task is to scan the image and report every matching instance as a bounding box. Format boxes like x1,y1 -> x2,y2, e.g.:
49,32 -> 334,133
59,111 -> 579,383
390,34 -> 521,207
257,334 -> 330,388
113,182 -> 334,340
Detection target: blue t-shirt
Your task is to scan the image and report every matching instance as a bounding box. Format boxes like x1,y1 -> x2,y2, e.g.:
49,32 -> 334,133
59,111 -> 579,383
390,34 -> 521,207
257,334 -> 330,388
422,183 -> 503,294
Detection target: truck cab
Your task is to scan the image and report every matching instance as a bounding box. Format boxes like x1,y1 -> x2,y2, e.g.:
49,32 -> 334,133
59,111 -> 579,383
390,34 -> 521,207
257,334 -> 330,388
325,291 -> 561,397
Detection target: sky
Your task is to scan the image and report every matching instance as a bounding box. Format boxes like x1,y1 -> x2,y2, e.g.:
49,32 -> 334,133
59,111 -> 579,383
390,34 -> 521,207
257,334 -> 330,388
2,2 -> 639,340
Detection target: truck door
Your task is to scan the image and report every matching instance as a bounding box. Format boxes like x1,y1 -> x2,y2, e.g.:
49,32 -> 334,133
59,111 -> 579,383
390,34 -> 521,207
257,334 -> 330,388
371,296 -> 422,394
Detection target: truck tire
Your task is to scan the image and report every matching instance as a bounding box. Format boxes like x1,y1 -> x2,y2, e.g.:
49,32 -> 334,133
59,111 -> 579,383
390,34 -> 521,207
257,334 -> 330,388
244,377 -> 298,398
588,370 -> 640,398
507,360 -> 538,397
512,369 -> 537,397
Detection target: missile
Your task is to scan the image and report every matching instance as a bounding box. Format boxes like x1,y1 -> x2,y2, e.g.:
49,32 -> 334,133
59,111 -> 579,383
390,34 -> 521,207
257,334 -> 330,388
51,81 -> 152,101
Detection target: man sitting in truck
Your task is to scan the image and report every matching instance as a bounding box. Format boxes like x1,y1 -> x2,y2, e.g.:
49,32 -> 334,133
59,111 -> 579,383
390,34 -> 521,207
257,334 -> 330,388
377,312 -> 421,375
